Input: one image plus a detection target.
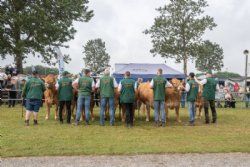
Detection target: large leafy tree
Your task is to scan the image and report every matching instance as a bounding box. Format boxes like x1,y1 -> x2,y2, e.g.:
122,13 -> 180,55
195,40 -> 224,72
83,39 -> 110,74
144,0 -> 216,75
0,0 -> 93,73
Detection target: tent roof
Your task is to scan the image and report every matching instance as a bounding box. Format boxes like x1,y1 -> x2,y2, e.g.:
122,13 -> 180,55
113,63 -> 185,79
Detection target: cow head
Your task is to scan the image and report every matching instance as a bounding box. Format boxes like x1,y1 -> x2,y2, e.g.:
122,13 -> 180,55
171,78 -> 181,89
44,74 -> 57,89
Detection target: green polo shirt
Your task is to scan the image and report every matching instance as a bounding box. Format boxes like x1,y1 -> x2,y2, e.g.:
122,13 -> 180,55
100,75 -> 115,98
152,75 -> 166,101
186,79 -> 199,102
22,77 -> 45,100
78,76 -> 93,96
120,78 -> 135,103
58,77 -> 73,101
202,78 -> 217,100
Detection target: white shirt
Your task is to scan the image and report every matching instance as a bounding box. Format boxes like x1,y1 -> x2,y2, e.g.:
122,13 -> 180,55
184,83 -> 191,92
72,78 -> 95,88
150,79 -> 172,88
95,78 -> 118,88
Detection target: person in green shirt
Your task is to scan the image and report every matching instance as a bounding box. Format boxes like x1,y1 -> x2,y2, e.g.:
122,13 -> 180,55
22,70 -> 45,126
56,71 -> 73,124
96,69 -> 118,126
72,69 -> 95,125
183,72 -> 199,126
195,70 -> 218,124
118,71 -> 136,128
150,68 -> 171,127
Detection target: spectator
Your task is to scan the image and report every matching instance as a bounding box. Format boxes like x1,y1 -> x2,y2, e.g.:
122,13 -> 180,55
246,86 -> 250,108
5,75 -> 17,108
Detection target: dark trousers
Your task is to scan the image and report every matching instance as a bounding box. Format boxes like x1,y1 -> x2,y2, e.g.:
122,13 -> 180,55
59,101 -> 71,123
8,91 -> 16,107
124,103 -> 134,126
203,99 -> 217,123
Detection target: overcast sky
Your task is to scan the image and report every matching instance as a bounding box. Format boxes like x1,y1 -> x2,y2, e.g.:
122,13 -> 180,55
1,0 -> 250,75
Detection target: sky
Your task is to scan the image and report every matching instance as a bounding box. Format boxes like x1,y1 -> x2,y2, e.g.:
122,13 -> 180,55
1,0 -> 250,75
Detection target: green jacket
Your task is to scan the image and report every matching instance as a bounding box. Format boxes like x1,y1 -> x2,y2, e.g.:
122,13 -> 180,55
152,75 -> 166,101
58,77 -> 73,101
186,79 -> 198,102
120,78 -> 135,103
78,76 -> 93,96
22,77 -> 45,100
100,75 -> 115,98
202,78 -> 217,100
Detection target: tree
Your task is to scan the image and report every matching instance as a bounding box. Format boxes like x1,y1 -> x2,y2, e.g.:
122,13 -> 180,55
215,71 -> 241,79
144,0 -> 216,75
23,65 -> 59,75
195,40 -> 224,72
0,0 -> 94,73
83,39 -> 110,74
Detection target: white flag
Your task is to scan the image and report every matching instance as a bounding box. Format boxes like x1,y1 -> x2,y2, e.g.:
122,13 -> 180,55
54,47 -> 64,77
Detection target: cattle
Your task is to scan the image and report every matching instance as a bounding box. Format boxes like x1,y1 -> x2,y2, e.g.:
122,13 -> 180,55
44,74 -> 59,120
137,82 -> 153,122
165,78 -> 182,123
195,85 -> 203,119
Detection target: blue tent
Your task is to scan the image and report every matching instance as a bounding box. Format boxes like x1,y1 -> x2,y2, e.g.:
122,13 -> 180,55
113,63 -> 185,82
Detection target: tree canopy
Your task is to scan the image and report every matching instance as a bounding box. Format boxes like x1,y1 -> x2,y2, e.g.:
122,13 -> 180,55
23,65 -> 59,75
0,0 -> 94,73
195,40 -> 224,72
83,39 -> 110,74
144,0 -> 217,75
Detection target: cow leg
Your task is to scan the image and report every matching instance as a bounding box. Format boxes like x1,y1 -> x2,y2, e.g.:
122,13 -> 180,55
45,103 -> 50,120
175,107 -> 181,123
122,105 -> 126,122
146,103 -> 150,122
198,106 -> 202,119
54,103 -> 58,120
91,108 -> 95,121
165,105 -> 170,121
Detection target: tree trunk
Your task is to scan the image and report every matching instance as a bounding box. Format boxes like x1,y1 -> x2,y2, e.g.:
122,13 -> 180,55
183,56 -> 187,76
14,51 -> 23,74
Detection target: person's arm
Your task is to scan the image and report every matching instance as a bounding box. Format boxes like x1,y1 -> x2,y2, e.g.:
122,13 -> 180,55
150,79 -> 154,89
165,80 -> 173,88
134,82 -> 137,91
95,79 -> 100,88
194,77 -> 207,85
91,80 -> 95,92
184,83 -> 190,92
55,81 -> 59,90
72,78 -> 79,89
118,82 -> 122,92
113,78 -> 118,88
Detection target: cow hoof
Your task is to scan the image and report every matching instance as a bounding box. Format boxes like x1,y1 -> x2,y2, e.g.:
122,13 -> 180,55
146,118 -> 149,122
55,117 -> 58,120
91,117 -> 95,121
177,120 -> 182,123
45,116 -> 49,120
122,119 -> 125,123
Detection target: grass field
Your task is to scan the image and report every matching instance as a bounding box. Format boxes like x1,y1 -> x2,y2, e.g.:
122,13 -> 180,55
0,104 -> 250,157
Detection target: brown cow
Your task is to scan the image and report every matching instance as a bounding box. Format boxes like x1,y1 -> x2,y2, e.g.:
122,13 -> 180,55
165,78 -> 182,123
44,74 -> 59,120
137,82 -> 153,122
195,85 -> 203,119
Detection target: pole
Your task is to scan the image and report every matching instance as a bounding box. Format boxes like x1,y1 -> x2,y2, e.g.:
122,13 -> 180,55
245,54 -> 248,93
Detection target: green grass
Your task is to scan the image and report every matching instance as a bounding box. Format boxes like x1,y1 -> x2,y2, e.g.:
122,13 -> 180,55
0,105 -> 250,157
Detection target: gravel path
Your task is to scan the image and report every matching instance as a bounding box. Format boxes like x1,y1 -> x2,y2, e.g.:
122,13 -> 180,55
1,153 -> 250,167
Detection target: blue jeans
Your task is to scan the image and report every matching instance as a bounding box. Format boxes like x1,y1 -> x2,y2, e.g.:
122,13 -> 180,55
76,95 -> 91,124
154,100 -> 166,123
246,95 -> 250,108
100,97 -> 115,125
181,92 -> 186,108
187,101 -> 195,123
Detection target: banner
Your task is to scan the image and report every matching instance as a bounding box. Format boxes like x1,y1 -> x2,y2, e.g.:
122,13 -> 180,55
54,47 -> 64,77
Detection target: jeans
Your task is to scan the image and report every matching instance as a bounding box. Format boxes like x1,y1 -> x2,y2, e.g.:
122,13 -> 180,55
100,97 -> 115,125
59,101 -> 71,123
76,96 -> 91,124
187,101 -> 195,123
203,99 -> 217,123
154,100 -> 166,123
181,92 -> 186,108
245,95 -> 250,108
